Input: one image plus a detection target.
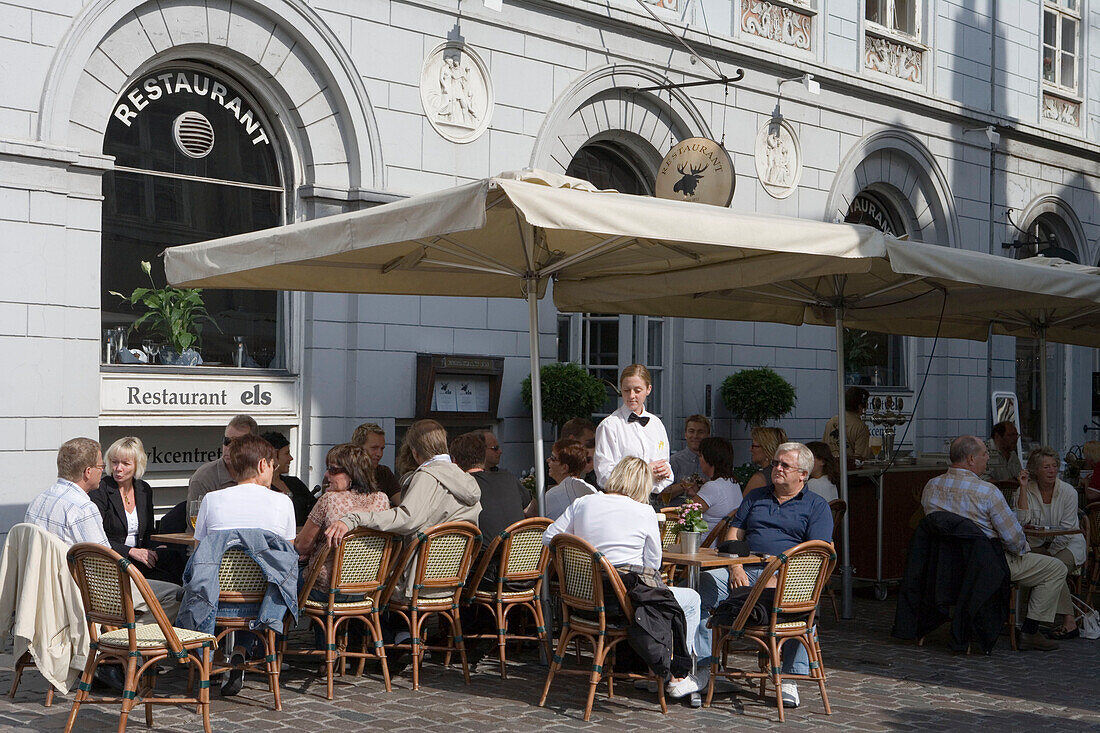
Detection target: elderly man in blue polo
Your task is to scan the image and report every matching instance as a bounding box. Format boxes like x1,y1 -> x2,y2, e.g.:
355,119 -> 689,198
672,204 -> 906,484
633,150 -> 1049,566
696,441 -> 833,708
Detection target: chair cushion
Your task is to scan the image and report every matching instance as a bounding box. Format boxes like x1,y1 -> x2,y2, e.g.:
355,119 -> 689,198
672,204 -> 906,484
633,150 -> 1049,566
303,597 -> 375,611
99,624 -> 215,649
473,588 -> 536,601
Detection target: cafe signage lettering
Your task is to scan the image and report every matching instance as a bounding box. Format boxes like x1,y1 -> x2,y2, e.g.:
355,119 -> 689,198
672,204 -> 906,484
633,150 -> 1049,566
655,137 -> 735,207
101,374 -> 297,416
112,70 -> 271,146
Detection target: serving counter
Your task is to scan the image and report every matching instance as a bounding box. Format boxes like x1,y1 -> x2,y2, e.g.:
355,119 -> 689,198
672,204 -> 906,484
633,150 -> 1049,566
846,459 -> 947,599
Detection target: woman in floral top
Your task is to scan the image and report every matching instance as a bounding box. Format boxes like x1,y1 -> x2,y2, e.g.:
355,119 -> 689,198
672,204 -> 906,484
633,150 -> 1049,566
295,443 -> 390,592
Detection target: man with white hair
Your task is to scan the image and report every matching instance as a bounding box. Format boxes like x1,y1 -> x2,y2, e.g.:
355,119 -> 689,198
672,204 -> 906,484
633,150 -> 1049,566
696,441 -> 833,708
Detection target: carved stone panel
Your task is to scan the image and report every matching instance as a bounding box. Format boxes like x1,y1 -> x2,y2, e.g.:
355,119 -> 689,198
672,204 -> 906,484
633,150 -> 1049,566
1042,92 -> 1080,127
864,33 -> 922,84
420,42 -> 494,144
741,1 -> 813,51
754,116 -> 802,199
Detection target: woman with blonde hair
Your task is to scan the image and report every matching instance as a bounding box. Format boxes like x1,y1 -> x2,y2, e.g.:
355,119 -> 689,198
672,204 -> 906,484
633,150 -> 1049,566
742,426 -> 789,494
1015,446 -> 1084,639
542,456 -> 708,698
593,364 -> 673,499
90,437 -> 170,580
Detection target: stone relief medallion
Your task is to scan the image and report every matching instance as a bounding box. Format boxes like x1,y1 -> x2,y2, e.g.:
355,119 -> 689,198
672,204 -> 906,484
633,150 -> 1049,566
754,116 -> 802,199
420,42 -> 493,143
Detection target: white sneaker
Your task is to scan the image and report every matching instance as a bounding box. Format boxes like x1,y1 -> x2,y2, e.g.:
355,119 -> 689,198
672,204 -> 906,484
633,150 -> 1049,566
666,668 -> 709,699
780,681 -> 800,708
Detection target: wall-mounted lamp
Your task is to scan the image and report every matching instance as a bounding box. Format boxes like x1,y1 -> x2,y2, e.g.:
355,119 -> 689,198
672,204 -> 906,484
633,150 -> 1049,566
963,125 -> 1000,146
777,73 -> 821,96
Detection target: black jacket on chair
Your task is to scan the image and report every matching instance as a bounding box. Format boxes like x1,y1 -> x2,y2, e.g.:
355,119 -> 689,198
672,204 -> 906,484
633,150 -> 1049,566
892,510 -> 1010,654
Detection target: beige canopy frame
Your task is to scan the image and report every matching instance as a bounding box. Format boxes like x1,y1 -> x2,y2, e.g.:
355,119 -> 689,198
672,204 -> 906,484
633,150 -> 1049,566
165,169 -> 886,520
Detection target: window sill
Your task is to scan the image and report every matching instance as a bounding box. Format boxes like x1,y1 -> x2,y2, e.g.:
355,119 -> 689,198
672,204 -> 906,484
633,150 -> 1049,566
100,364 -> 296,378
864,22 -> 926,53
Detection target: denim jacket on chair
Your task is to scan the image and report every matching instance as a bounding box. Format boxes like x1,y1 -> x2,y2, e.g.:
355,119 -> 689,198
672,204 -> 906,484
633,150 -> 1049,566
176,529 -> 299,635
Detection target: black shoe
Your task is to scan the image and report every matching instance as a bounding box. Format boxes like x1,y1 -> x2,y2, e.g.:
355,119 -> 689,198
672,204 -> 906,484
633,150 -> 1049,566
221,652 -> 246,696
94,665 -> 126,692
1047,626 -> 1080,641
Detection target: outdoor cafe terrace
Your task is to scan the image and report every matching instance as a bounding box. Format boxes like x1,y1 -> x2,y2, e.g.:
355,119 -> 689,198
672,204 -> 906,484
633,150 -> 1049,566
2,592 -> 1096,732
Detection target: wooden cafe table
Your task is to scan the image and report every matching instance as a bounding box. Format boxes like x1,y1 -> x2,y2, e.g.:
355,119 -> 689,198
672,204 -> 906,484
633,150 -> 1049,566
150,527 -> 306,549
662,545 -> 773,589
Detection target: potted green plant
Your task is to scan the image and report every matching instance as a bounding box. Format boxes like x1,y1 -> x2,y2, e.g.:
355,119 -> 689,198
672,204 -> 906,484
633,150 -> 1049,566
843,328 -> 879,384
110,261 -> 218,366
521,362 -> 607,434
719,367 -> 796,428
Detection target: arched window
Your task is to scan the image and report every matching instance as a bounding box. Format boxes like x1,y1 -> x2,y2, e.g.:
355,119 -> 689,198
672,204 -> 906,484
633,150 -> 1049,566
558,142 -> 669,416
844,191 -> 907,388
101,64 -> 285,368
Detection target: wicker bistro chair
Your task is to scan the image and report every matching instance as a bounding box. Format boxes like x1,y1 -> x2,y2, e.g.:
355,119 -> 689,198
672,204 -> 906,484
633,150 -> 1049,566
825,500 -> 847,622
460,518 -> 552,679
64,543 -> 216,733
702,515 -> 734,549
378,521 -> 482,691
658,508 -> 681,584
538,534 -> 668,722
209,548 -> 284,710
288,528 -> 398,699
704,540 -> 836,723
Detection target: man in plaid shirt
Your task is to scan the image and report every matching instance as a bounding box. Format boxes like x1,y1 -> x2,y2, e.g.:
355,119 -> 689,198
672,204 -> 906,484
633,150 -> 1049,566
921,435 -> 1069,651
24,437 -> 109,547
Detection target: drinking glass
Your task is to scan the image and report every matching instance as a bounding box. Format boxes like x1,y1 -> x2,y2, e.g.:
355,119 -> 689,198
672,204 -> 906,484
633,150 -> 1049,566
188,500 -> 201,530
869,435 -> 883,459
143,340 -> 162,364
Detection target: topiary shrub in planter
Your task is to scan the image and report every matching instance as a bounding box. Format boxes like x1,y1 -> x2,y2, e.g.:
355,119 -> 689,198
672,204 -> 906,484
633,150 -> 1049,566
521,362 -> 607,434
720,367 -> 796,428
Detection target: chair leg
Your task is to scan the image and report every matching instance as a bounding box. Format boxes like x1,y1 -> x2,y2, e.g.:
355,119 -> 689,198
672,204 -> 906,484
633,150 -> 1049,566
265,630 -> 281,711
63,652 -> 98,733
827,584 -> 840,622
539,628 -> 571,708
450,611 -> 472,684
8,651 -> 27,700
807,633 -> 831,715
583,634 -> 605,722
325,617 -> 337,700
117,657 -> 138,733
199,646 -> 212,733
45,687 -> 54,707
369,613 -> 392,692
495,600 -> 507,679
769,637 -> 784,723
532,598 -> 551,664
410,610 -> 423,691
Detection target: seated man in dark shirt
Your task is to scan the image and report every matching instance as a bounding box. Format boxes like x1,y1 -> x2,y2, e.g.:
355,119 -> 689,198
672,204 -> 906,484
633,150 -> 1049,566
697,441 -> 832,708
452,431 -> 527,540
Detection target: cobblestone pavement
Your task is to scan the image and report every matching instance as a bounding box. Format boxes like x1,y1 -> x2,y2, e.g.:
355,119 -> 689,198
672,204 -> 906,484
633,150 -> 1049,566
2,593 -> 1098,732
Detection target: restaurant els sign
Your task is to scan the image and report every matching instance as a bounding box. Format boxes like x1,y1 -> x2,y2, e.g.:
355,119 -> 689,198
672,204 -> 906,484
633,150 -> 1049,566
101,374 -> 297,417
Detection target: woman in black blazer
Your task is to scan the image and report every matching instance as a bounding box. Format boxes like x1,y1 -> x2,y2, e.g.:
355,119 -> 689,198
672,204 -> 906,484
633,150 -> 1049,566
90,437 -> 177,583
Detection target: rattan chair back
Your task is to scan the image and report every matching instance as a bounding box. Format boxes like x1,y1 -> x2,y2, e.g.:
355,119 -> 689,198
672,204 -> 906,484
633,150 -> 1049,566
66,543 -> 185,656
465,518 -> 551,595
829,500 -> 846,550
217,548 -> 268,604
381,521 -> 481,607
549,534 -> 633,621
332,528 -> 397,595
658,508 -> 680,548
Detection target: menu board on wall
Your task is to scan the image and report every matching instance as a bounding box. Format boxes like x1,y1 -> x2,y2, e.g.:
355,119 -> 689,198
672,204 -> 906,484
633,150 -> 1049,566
417,354 -> 504,419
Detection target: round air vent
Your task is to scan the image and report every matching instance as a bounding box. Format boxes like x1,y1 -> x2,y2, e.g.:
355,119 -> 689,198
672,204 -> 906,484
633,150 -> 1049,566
172,111 -> 214,158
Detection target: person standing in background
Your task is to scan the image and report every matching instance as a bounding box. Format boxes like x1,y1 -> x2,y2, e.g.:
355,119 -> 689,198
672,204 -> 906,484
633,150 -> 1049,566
593,364 -> 672,499
823,387 -> 870,461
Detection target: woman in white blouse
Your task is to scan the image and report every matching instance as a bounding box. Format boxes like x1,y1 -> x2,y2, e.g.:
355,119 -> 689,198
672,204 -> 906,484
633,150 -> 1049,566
593,364 -> 672,497
1015,446 -> 1085,639
542,456 -> 708,698
688,437 -> 742,533
804,442 -> 840,503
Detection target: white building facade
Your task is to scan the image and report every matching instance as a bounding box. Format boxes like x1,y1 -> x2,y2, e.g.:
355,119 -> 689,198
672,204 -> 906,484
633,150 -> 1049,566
2,0 -> 1099,526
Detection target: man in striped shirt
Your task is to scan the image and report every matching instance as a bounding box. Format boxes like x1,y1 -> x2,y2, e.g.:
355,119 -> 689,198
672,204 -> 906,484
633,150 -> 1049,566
921,435 -> 1068,651
24,437 -> 110,547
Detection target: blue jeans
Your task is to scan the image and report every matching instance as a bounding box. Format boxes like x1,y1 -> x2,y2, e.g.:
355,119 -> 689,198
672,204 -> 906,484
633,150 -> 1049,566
697,566 -> 810,675
216,602 -> 261,659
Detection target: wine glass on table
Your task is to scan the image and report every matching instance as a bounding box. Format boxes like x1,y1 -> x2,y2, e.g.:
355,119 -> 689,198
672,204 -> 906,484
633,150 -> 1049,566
142,339 -> 161,364
188,500 -> 201,531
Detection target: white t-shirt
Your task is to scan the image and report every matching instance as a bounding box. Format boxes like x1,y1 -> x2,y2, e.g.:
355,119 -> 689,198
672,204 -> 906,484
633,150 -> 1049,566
805,476 -> 839,503
594,404 -> 672,493
193,483 -> 297,543
542,492 -> 661,569
543,476 -> 597,521
696,477 -> 742,532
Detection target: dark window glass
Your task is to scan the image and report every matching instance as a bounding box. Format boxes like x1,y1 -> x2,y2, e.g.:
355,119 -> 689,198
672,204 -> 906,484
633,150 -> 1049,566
566,143 -> 652,195
101,66 -> 284,368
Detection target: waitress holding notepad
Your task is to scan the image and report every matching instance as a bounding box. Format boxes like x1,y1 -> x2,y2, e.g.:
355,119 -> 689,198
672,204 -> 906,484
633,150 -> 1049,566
593,364 -> 673,497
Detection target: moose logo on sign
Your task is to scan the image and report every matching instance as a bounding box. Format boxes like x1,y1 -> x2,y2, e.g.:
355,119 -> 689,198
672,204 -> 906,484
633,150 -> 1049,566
656,137 -> 735,207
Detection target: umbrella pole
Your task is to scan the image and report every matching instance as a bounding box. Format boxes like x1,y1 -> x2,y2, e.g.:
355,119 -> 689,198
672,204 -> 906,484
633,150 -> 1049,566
835,309 -> 854,620
1038,326 -> 1048,446
526,277 -> 547,517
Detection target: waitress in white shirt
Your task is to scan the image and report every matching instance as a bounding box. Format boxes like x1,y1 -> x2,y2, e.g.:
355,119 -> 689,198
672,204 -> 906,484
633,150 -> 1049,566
593,364 -> 673,496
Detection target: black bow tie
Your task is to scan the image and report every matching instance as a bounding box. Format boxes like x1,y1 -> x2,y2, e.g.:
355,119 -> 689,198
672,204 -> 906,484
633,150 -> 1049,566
627,412 -> 650,427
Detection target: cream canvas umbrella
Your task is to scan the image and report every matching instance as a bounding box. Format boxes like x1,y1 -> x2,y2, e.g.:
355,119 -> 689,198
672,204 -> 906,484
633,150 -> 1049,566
165,169 -> 887,517
555,238 -> 1100,617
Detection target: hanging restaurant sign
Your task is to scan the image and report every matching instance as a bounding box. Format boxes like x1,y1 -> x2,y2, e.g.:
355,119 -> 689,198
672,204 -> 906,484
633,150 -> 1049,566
655,137 -> 735,207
